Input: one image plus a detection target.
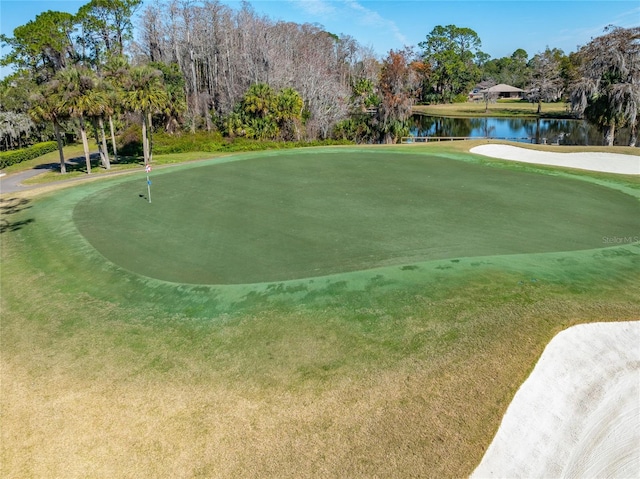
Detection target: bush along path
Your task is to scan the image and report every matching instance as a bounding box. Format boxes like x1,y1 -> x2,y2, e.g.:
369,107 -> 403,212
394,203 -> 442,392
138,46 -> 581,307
0,141 -> 58,170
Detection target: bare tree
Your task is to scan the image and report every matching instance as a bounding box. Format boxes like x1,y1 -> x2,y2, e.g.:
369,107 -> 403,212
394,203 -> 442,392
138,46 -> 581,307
476,80 -> 499,113
135,0 -> 371,139
528,48 -> 564,114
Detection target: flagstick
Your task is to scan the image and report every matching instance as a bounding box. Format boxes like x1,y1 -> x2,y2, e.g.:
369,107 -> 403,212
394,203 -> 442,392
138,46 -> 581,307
145,164 -> 152,203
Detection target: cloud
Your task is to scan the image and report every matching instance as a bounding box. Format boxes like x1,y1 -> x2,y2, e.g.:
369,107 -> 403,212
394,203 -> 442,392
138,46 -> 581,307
342,0 -> 409,46
289,0 -> 337,17
284,0 -> 409,50
552,7 -> 640,52
611,6 -> 640,28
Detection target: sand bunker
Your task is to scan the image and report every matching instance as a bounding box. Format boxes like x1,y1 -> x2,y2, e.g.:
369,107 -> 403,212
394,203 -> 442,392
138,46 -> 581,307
470,144 -> 640,175
471,321 -> 640,478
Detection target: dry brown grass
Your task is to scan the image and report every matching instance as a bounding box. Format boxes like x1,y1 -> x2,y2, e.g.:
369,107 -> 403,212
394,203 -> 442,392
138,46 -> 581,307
0,342 -> 531,478
3,294 -> 639,478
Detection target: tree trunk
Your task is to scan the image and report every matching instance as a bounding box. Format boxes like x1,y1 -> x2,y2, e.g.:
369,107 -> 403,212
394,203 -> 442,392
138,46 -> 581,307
147,111 -> 154,163
53,120 -> 66,174
189,48 -> 199,134
79,116 -> 92,174
92,120 -> 109,168
537,100 -> 542,114
109,115 -> 118,162
98,117 -> 111,169
141,112 -> 149,165
605,123 -> 615,146
629,122 -> 637,148
205,106 -> 212,132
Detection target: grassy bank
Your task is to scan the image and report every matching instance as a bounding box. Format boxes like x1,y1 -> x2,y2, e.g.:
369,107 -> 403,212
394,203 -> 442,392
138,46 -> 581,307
413,100 -> 571,118
1,143 -> 639,478
16,136 -> 351,186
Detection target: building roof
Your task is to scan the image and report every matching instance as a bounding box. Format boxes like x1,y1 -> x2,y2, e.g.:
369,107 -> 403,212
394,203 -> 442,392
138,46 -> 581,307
481,83 -> 525,93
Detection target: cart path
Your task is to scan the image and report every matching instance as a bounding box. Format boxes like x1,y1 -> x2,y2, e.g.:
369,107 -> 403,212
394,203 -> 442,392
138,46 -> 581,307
0,154 -> 137,195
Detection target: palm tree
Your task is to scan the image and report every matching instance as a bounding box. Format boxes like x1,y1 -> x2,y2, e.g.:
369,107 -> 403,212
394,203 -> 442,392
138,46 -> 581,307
150,62 -> 187,134
84,77 -> 112,169
242,83 -> 276,119
102,55 -> 131,162
124,65 -> 169,165
53,66 -> 98,173
241,83 -> 276,139
29,85 -> 68,174
275,87 -> 303,140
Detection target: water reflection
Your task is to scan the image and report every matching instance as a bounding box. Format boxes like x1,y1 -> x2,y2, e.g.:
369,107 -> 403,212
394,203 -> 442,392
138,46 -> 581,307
410,115 -> 632,146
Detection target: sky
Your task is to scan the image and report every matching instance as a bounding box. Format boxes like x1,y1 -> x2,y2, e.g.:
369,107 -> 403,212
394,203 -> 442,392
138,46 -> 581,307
1,0 -> 639,79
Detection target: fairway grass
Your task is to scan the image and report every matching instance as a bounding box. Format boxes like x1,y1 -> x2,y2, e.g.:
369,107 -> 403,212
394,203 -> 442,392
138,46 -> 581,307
1,144 -> 639,478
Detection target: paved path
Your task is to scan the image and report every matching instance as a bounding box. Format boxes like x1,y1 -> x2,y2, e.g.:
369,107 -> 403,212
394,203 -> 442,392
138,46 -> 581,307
0,155 -> 132,195
0,155 -> 91,195
0,168 -> 49,194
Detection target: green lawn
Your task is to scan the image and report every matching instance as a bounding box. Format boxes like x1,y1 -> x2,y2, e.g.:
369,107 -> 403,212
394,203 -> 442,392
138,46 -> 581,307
2,143 -> 639,478
72,149 -> 639,284
413,100 -> 571,118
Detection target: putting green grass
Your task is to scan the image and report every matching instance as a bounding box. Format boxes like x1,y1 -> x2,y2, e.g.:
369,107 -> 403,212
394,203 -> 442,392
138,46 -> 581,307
72,149 -> 639,284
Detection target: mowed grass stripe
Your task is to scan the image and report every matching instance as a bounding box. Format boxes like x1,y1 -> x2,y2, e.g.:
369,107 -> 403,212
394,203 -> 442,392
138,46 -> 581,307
73,150 -> 640,284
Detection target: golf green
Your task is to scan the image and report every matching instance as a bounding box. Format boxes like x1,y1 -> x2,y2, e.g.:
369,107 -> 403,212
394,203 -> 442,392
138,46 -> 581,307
73,150 -> 640,284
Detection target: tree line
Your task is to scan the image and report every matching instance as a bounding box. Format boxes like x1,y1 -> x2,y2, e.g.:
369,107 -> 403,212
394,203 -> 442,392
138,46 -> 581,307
1,0 -> 638,172
421,24 -> 638,146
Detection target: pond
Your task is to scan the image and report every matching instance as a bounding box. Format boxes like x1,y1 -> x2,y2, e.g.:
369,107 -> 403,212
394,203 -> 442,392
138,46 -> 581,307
410,115 -> 633,146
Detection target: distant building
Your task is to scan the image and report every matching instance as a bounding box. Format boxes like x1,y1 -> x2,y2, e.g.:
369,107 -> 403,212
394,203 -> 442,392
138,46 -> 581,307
469,84 -> 525,101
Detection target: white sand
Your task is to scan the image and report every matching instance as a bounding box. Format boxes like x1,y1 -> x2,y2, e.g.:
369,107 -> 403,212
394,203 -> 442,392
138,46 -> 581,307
471,321 -> 640,479
470,144 -> 640,175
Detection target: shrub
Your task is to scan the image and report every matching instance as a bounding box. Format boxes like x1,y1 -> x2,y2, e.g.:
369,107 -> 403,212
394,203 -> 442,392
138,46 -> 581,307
150,132 -> 352,155
117,124 -> 143,157
0,141 -> 58,169
218,138 -> 352,152
153,131 -> 224,154
113,129 -> 354,159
